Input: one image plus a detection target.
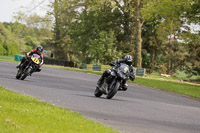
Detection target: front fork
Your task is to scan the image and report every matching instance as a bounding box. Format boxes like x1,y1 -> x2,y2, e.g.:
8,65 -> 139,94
23,62 -> 31,73
106,77 -> 119,94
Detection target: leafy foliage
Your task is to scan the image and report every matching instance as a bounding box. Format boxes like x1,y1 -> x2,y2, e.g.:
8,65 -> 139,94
0,23 -> 21,56
0,14 -> 52,56
69,7 -> 122,64
141,0 -> 200,75
1,0 -> 200,78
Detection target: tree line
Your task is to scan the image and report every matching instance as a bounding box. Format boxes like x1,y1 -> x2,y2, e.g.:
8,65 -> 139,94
0,13 -> 52,56
0,0 -> 199,76
50,0 -> 200,76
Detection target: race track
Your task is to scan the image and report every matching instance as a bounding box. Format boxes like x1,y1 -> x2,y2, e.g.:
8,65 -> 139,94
0,61 -> 200,133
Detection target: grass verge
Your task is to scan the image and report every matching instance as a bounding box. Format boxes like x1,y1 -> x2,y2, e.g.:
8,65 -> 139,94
45,65 -> 200,100
0,56 -> 17,62
0,86 -> 118,133
132,77 -> 200,99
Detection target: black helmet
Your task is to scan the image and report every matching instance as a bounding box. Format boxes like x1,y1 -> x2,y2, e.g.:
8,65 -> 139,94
124,55 -> 133,65
36,46 -> 43,54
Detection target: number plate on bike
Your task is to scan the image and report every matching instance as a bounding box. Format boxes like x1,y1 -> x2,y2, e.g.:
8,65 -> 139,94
31,57 -> 40,64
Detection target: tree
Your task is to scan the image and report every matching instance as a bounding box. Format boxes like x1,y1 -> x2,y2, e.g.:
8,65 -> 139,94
88,0 -> 143,66
141,0 -> 192,74
0,42 -> 6,55
89,30 -> 120,64
134,0 -> 143,67
183,0 -> 200,76
0,23 -> 21,55
182,32 -> 200,76
69,5 -> 121,63
52,0 -> 81,60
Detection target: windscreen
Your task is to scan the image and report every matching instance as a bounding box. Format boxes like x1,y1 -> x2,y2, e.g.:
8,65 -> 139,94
119,63 -> 130,74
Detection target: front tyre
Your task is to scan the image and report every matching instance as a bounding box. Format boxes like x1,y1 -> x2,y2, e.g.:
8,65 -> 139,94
21,68 -> 31,80
94,87 -> 103,97
106,81 -> 120,99
16,70 -> 21,79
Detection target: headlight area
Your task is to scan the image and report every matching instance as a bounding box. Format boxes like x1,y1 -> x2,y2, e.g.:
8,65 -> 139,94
117,71 -> 126,80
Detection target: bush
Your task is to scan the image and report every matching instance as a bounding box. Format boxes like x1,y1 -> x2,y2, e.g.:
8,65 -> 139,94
3,42 -> 20,56
0,42 -> 6,55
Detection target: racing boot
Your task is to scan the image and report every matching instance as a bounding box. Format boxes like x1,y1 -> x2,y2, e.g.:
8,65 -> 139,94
97,77 -> 104,88
121,83 -> 128,91
30,68 -> 41,76
35,68 -> 41,72
119,80 -> 128,91
16,62 -> 22,68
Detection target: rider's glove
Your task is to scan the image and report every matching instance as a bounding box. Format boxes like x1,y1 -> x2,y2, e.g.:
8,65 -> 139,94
109,61 -> 116,66
130,75 -> 135,81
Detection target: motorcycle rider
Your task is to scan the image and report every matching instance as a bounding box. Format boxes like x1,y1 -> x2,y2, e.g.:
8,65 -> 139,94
16,46 -> 44,73
97,55 -> 135,91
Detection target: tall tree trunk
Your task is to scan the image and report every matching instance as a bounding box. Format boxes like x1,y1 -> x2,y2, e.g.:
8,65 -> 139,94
66,46 -> 70,61
135,0 -> 143,68
53,0 -> 62,58
150,47 -> 155,74
54,0 -> 60,42
167,20 -> 174,74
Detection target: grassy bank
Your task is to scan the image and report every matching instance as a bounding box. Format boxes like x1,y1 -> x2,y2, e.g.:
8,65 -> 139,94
45,65 -> 200,100
0,87 -> 118,133
132,77 -> 200,99
0,56 -> 16,62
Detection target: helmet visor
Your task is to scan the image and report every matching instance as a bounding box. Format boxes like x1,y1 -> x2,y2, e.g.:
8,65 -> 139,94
126,61 -> 132,65
37,48 -> 42,54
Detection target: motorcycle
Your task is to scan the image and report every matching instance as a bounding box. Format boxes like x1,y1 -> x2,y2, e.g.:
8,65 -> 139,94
94,63 -> 131,99
16,54 -> 41,80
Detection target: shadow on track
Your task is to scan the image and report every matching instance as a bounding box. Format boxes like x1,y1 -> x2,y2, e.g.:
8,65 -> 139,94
75,93 -> 131,102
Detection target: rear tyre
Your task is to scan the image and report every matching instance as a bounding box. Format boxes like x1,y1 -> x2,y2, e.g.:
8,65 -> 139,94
94,87 -> 103,97
106,82 -> 120,99
21,68 -> 31,80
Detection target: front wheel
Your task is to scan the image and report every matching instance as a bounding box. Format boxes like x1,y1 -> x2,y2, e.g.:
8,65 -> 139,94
94,87 -> 103,97
21,68 -> 31,80
16,70 -> 21,79
106,81 -> 120,99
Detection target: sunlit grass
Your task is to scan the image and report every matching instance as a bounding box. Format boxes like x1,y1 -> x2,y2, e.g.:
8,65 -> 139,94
0,87 -> 118,133
0,56 -> 17,62
133,77 -> 200,99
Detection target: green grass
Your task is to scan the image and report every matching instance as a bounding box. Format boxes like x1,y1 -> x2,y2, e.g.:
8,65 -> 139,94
0,56 -> 16,62
133,77 -> 200,99
0,87 -> 118,133
44,65 -> 103,75
145,71 -> 200,81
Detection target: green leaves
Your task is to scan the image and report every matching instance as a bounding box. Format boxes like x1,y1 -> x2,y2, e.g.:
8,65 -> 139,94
69,7 -> 121,63
89,30 -> 119,63
0,42 -> 6,55
0,23 -> 20,56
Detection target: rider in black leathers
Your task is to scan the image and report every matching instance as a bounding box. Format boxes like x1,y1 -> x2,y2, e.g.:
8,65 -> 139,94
97,55 -> 135,91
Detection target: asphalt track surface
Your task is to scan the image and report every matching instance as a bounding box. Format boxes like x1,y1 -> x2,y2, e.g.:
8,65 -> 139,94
0,61 -> 200,133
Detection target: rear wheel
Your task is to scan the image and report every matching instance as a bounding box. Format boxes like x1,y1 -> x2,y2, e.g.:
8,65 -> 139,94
106,82 -> 120,99
21,68 -> 31,80
94,87 -> 103,97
